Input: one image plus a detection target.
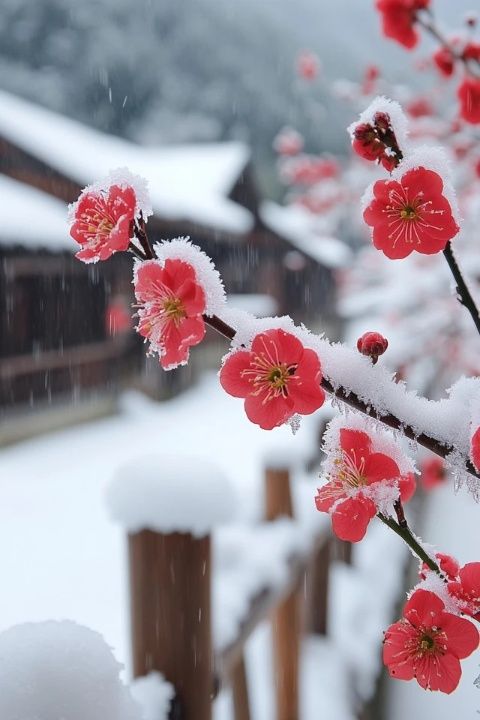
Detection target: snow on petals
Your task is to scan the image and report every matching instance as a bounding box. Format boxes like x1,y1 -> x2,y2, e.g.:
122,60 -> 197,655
219,328 -> 325,430
69,184 -> 136,264
315,426 -> 408,543
68,168 -> 151,264
363,167 -> 460,259
134,258 -> 206,370
153,237 -> 225,317
383,589 -> 479,694
375,0 -> 429,50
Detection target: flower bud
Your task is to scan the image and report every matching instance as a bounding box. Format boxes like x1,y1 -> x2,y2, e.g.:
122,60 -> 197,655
357,331 -> 389,363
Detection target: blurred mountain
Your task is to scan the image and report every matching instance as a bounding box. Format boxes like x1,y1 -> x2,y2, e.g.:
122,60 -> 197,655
0,0 -> 475,194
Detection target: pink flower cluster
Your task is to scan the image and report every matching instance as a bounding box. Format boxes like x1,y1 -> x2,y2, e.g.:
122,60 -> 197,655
68,171 -> 480,697
375,0 -> 480,124
315,427 -> 415,542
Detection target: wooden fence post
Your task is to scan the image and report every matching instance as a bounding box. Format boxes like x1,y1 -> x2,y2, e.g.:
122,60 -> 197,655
305,538 -> 330,635
265,465 -> 300,720
129,530 -> 212,720
231,656 -> 251,720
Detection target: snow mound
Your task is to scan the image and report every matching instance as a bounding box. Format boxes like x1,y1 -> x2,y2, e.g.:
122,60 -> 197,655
347,96 -> 409,151
0,620 -> 142,720
130,672 -> 175,720
107,455 -> 235,536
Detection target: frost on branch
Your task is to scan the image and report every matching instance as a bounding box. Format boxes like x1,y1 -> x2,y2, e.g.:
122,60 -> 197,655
106,455 -> 235,536
0,621 -> 142,720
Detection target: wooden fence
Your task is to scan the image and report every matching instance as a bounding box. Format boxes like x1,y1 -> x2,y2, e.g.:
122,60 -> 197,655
126,451 -> 352,720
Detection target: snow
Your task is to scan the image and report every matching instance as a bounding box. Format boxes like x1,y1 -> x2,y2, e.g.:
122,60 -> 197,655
0,89 -> 253,234
107,454 -> 235,536
226,293 -> 278,317
0,372 -> 411,719
322,413 -> 416,479
152,237 -> 226,316
130,672 -> 175,720
217,307 -> 477,479
260,201 -> 352,269
0,620 -> 142,720
0,174 -> 72,250
68,167 -> 153,223
214,519 -> 316,648
394,145 -> 461,224
347,95 -> 409,152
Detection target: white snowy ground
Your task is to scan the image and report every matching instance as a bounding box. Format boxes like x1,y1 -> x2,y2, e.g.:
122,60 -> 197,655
387,482 -> 480,719
0,372 -> 405,719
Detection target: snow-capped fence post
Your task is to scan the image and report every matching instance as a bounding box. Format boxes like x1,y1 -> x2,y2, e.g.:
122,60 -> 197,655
128,530 -> 211,719
265,464 -> 300,720
107,456 -> 234,720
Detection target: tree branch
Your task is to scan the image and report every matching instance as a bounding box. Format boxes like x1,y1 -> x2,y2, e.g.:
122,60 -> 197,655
443,241 -> 480,337
203,313 -> 480,480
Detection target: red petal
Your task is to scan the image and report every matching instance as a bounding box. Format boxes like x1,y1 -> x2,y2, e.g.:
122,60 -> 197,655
108,214 -> 132,252
219,351 -> 254,398
251,329 -> 303,366
402,167 -> 444,200
176,279 -> 206,316
415,653 -> 461,694
108,184 -> 136,217
459,562 -> 480,596
163,259 -> 197,293
135,261 -> 165,302
399,473 -> 416,503
364,452 -> 400,485
331,495 -> 376,542
471,427 -> 480,471
403,589 -> 445,629
315,480 -> 346,512
339,429 -> 371,465
441,614 -> 479,659
288,349 -> 325,414
244,393 -> 294,430
383,621 -> 416,681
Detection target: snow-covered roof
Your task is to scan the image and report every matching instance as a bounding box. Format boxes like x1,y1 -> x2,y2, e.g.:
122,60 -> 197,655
0,174 -> 72,251
0,89 -> 253,234
260,201 -> 352,269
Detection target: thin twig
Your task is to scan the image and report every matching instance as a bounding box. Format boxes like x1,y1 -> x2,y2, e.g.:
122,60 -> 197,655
443,241 -> 480,336
134,214 -> 155,260
378,512 -> 441,574
128,242 -> 146,261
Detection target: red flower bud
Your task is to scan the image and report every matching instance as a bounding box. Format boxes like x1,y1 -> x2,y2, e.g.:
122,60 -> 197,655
373,111 -> 391,132
357,332 -> 389,363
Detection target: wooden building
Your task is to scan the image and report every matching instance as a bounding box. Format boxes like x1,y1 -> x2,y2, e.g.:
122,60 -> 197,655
0,90 -> 346,440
